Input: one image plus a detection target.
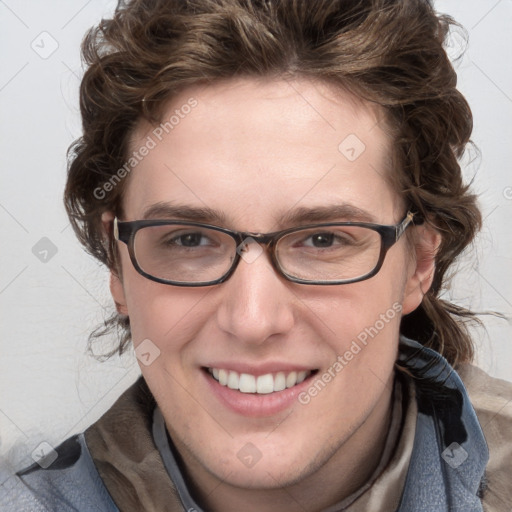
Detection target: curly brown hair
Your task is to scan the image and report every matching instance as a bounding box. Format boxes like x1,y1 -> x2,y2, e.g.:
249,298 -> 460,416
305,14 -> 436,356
64,0 -> 482,366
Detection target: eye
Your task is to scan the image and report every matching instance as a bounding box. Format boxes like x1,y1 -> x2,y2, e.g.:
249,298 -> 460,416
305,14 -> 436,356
306,233 -> 335,248
153,227 -> 219,250
171,232 -> 210,247
301,231 -> 353,249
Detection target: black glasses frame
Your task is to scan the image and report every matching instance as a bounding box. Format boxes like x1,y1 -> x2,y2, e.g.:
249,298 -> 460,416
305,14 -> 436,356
114,211 -> 420,287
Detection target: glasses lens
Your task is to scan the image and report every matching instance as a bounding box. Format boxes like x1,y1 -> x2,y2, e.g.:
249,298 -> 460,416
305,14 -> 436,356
276,225 -> 382,282
133,224 -> 236,283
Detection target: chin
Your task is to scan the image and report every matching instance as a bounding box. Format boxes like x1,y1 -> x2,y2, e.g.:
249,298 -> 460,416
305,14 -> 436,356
212,458 -> 307,490
201,434 -> 331,490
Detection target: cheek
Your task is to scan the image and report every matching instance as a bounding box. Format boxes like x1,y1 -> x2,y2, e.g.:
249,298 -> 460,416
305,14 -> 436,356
303,249 -> 409,377
127,286 -> 210,347
311,260 -> 406,342
301,282 -> 403,420
119,249 -> 210,348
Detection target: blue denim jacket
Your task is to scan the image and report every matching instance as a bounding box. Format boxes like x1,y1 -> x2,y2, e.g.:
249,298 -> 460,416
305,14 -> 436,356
2,336 -> 488,511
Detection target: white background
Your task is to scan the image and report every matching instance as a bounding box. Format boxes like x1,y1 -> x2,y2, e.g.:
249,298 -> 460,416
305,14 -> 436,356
0,0 -> 511,479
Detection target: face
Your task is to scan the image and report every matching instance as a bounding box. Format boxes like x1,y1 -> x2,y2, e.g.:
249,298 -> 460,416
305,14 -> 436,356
108,78 -> 436,498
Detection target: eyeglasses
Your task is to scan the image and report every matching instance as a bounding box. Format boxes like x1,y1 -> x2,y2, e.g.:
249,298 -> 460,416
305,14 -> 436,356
113,211 -> 419,287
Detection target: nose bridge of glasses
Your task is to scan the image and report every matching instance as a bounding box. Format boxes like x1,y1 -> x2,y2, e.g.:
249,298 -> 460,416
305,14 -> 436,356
240,231 -> 275,244
234,232 -> 276,265
235,231 -> 276,252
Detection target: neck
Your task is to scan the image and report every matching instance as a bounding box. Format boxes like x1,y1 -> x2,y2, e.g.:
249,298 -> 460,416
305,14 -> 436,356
173,373 -> 396,512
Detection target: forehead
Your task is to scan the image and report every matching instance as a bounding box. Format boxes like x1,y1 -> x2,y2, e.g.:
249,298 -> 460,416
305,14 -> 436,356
122,78 -> 399,228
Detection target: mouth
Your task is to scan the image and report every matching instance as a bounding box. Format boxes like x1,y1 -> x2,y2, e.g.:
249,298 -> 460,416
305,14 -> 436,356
204,367 -> 318,394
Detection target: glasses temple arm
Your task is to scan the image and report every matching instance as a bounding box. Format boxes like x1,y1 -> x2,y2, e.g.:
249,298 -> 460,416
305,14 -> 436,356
113,217 -> 120,241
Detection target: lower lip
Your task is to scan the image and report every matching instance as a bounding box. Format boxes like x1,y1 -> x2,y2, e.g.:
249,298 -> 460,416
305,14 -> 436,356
202,369 -> 316,417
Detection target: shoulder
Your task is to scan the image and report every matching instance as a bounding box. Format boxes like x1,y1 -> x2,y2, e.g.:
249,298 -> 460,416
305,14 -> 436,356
1,433 -> 118,512
1,378 -> 154,512
456,363 -> 512,511
457,363 -> 512,449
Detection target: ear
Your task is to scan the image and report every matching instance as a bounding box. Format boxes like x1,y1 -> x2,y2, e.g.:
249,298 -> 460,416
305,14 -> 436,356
101,211 -> 129,316
401,223 -> 441,315
109,272 -> 128,315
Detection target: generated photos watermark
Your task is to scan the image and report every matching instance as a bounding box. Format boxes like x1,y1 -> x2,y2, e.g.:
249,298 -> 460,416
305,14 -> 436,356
135,338 -> 161,366
93,97 -> 198,200
298,302 -> 403,405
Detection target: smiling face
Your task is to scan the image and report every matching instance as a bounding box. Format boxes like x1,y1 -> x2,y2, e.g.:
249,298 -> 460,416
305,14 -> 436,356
108,77 -> 436,507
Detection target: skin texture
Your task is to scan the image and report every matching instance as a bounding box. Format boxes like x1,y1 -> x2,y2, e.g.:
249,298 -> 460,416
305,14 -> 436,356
105,77 -> 440,512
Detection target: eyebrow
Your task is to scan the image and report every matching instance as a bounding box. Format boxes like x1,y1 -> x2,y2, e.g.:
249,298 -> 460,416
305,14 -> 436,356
279,204 -> 376,225
141,202 -> 227,224
141,202 -> 376,227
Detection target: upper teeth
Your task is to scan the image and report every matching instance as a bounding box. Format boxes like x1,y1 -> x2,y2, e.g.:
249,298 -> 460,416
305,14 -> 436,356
209,368 -> 311,394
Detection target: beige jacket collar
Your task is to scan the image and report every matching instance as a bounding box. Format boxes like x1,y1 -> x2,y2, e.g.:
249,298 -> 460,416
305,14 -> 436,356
85,374 -> 417,511
85,363 -> 512,511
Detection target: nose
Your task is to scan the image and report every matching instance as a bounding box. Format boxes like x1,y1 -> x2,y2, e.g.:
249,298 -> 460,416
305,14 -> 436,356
215,241 -> 295,347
